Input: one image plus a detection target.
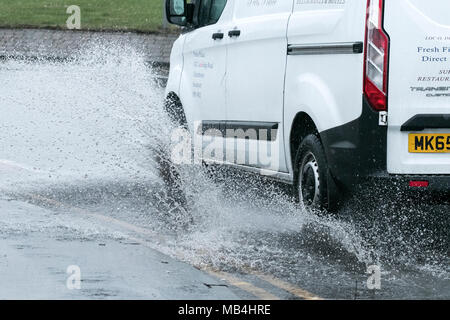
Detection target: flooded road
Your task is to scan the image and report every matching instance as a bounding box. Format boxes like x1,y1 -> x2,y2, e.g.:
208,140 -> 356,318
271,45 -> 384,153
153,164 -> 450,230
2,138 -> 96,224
0,46 -> 448,299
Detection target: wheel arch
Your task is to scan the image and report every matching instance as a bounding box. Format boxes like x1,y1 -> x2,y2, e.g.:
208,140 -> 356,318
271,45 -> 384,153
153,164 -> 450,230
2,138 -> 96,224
289,113 -> 343,211
289,112 -> 321,169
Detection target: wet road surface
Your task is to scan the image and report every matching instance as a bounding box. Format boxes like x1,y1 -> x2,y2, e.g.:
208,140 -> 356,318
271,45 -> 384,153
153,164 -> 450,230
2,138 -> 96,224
0,46 -> 448,299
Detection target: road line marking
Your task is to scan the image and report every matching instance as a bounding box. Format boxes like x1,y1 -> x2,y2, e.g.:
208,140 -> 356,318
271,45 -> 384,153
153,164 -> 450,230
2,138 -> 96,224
252,273 -> 323,300
28,193 -> 169,245
22,192 -> 320,301
204,269 -> 280,300
196,251 -> 324,300
0,159 -> 44,173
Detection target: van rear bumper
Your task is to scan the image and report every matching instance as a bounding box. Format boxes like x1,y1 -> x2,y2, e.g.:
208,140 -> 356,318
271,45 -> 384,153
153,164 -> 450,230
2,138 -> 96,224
320,97 -> 449,192
368,172 -> 450,192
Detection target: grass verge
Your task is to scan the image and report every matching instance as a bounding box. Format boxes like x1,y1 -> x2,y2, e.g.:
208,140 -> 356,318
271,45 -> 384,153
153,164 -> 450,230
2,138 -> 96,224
0,0 -> 167,33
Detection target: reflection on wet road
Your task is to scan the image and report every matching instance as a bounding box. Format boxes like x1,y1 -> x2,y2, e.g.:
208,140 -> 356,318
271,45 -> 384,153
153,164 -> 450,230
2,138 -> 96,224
0,47 -> 448,299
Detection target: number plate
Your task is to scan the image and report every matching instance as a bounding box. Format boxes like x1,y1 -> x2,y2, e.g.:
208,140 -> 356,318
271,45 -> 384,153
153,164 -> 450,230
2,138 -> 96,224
409,134 -> 450,153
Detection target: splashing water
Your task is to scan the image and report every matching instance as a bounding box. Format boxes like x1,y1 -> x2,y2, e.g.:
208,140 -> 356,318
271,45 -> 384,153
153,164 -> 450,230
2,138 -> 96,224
0,43 -> 448,299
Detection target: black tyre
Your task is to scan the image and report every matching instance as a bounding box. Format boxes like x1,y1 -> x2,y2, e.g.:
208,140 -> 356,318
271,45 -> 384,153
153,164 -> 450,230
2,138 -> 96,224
154,96 -> 189,203
294,134 -> 337,211
164,94 -> 188,130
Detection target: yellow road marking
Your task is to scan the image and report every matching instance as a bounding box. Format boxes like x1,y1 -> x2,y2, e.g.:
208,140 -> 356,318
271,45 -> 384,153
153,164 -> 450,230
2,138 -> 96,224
204,269 -> 280,300
20,192 -> 322,301
28,193 -> 169,244
253,273 -> 323,300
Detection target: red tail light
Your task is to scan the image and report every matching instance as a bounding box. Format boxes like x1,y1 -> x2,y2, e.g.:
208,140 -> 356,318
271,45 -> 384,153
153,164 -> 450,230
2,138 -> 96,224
364,0 -> 389,111
409,181 -> 429,188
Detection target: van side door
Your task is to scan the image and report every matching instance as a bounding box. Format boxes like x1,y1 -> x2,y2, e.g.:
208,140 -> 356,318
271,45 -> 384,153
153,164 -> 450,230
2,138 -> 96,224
224,1 -> 292,173
179,0 -> 231,149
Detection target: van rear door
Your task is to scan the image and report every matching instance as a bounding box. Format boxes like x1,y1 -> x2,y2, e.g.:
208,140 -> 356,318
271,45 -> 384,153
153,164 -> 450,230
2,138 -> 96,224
384,0 -> 450,175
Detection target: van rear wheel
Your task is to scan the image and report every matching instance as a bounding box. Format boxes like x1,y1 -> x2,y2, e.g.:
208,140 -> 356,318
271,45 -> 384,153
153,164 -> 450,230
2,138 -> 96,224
294,134 -> 332,211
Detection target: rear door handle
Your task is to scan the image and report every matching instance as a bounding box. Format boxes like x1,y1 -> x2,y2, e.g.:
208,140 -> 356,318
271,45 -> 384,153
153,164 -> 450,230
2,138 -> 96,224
228,30 -> 241,38
212,32 -> 224,40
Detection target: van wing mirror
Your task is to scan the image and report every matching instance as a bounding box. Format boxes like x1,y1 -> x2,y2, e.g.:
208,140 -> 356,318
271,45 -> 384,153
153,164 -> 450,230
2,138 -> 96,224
166,0 -> 193,26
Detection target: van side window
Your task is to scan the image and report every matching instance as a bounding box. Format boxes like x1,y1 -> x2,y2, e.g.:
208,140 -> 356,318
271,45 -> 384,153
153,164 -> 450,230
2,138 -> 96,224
197,0 -> 227,27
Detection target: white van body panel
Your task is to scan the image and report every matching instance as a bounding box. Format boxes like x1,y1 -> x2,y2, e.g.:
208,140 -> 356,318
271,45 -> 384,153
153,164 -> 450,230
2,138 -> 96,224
384,0 -> 450,174
179,12 -> 232,129
165,34 -> 185,103
226,1 -> 293,173
284,1 -> 367,173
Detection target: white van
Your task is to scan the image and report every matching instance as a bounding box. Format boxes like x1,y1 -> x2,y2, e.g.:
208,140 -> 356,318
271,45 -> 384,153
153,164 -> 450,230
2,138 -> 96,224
163,0 -> 450,209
